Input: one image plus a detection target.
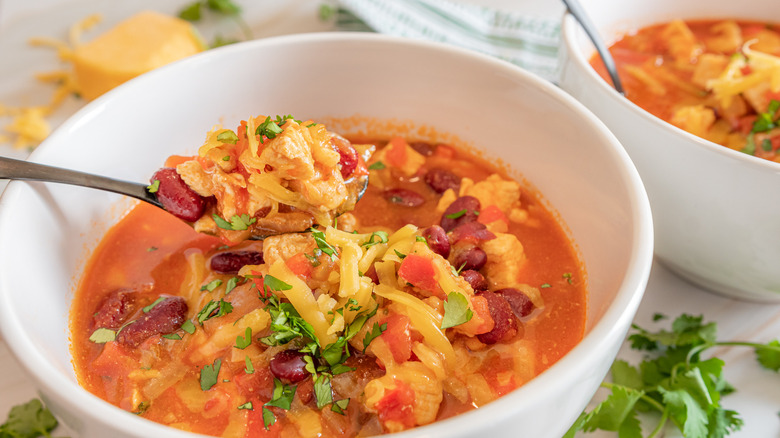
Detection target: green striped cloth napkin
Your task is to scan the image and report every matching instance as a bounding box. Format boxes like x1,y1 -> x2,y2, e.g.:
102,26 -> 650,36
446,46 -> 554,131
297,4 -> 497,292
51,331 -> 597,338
331,0 -> 563,82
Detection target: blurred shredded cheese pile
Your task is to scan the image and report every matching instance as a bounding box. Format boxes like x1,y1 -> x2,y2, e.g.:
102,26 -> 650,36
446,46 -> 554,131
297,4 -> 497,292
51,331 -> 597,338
707,41 -> 780,110
1,11 -> 204,150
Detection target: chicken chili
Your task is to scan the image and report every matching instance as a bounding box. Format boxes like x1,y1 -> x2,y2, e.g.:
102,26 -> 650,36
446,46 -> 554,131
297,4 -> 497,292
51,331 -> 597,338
70,116 -> 586,437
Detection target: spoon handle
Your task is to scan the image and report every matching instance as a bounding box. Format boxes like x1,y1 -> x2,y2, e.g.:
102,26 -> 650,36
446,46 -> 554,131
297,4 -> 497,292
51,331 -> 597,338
562,0 -> 625,95
0,156 -> 162,208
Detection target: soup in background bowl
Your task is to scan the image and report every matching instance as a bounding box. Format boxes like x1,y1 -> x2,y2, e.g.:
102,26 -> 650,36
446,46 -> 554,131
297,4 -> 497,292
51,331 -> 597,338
559,0 -> 780,302
0,33 -> 652,438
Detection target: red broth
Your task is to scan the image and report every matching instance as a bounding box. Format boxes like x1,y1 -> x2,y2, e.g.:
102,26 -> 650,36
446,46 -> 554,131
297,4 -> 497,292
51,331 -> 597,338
70,129 -> 586,437
591,19 -> 780,161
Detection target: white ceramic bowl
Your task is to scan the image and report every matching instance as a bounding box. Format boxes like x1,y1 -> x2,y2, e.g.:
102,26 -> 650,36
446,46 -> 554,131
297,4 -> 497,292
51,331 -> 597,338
0,33 -> 652,438
559,0 -> 780,302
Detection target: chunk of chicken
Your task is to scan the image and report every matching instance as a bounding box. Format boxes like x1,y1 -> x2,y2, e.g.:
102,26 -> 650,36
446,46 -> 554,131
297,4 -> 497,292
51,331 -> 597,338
480,232 -> 526,289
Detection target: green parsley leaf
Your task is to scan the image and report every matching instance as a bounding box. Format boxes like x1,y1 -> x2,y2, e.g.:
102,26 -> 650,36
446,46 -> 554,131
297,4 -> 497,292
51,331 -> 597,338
196,299 -> 233,324
362,231 -> 389,248
331,398 -> 350,415
146,246 -> 158,252
161,333 -> 181,340
134,401 -> 150,415
89,327 -> 116,344
264,275 -> 292,292
394,249 -> 407,260
540,283 -> 551,289
368,161 -> 386,170
0,399 -> 58,438
147,179 -> 160,193
213,214 -> 233,229
255,116 -> 284,142
225,276 -> 243,295
757,339 -> 780,371
742,133 -> 757,155
563,272 -> 574,284
230,214 -> 256,231
178,2 -> 202,21
362,322 -> 387,352
262,406 -> 276,430
265,379 -> 296,410
142,297 -> 166,313
244,356 -> 254,374
313,375 -> 334,409
217,130 -> 239,144
206,0 -> 241,14
181,320 -> 196,334
200,358 -> 221,391
310,228 -> 339,260
444,209 -> 467,219
751,99 -> 780,133
441,291 -> 473,329
237,401 -> 253,410
201,279 -> 223,292
235,327 -> 252,349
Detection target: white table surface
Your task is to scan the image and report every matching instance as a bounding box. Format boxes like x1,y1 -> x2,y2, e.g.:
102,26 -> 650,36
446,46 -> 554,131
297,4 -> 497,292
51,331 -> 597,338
0,1 -> 778,437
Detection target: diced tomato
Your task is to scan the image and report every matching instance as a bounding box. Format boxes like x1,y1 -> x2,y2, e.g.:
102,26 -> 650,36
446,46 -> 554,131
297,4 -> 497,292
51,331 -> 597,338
234,367 -> 275,401
737,115 -> 757,135
455,295 -> 494,336
398,255 -> 441,297
478,205 -> 509,226
285,253 -> 313,279
245,399 -> 282,438
164,155 -> 196,168
740,65 -> 753,76
385,137 -> 409,168
433,144 -> 455,159
249,270 -> 270,297
375,379 -> 416,429
481,355 -> 518,397
91,341 -> 136,376
377,314 -> 416,364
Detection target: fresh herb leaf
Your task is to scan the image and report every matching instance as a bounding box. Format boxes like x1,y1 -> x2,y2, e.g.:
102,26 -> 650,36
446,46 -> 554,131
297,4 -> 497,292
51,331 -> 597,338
394,249 -> 407,260
161,333 -> 181,340
89,327 -> 116,344
225,276 -> 243,295
200,358 -> 221,391
178,1 -> 202,21
540,283 -> 551,289
441,291 -> 473,329
262,406 -> 276,430
213,214 -> 233,230
142,297 -> 166,313
235,327 -> 252,349
368,161 -> 386,170
310,228 -> 339,260
196,299 -> 233,324
217,130 -> 239,144
362,322 -> 387,352
237,401 -> 253,410
331,398 -> 350,415
213,214 -> 257,231
362,231 -> 388,248
263,275 -> 293,292
255,116 -> 284,142
181,320 -> 196,334
0,399 -> 58,438
147,179 -> 160,193
444,209 -> 467,219
244,356 -> 254,374
751,99 -> 780,133
146,246 -> 158,252
563,272 -> 574,284
265,379 -> 296,410
757,339 -> 780,371
742,133 -> 757,155
313,374 -> 334,409
200,279 -> 223,292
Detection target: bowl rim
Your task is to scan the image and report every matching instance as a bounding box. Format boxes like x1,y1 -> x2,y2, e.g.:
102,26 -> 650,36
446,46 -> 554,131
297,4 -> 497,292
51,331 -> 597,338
560,12 -> 780,172
0,31 -> 653,437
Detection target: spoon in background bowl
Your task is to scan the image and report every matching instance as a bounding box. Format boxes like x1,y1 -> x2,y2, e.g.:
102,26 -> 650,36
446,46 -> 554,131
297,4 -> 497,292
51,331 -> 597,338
0,155 -> 368,239
562,0 -> 625,95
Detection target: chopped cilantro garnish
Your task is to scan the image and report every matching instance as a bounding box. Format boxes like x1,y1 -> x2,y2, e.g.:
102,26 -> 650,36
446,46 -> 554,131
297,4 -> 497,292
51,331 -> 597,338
444,209 -> 467,219
261,379 -> 296,429
147,179 -> 160,193
235,327 -> 252,349
540,283 -> 551,289
394,249 -> 407,259
225,276 -> 243,295
181,320 -> 196,334
237,401 -> 253,410
331,398 -> 350,415
415,235 -> 428,245
368,161 -> 386,170
217,130 -> 239,144
146,246 -> 158,252
200,358 -> 221,391
142,297 -> 166,313
200,279 -> 223,292
162,333 -> 181,340
89,327 -> 116,344
751,99 -> 780,133
313,375 -> 334,409
310,228 -> 339,260
244,356 -> 255,374
441,291 -> 473,329
196,299 -> 233,324
362,231 -> 389,248
213,213 -> 257,231
563,272 -> 573,284
362,322 -> 387,352
255,116 -> 284,142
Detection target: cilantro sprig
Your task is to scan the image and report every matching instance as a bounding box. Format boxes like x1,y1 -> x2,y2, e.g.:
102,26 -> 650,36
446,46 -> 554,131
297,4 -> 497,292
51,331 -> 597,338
213,213 -> 256,231
566,314 -> 780,438
0,399 -> 58,438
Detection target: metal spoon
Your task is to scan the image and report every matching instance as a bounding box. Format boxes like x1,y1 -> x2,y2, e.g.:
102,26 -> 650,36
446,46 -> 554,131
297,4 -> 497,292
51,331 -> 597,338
0,155 -> 368,238
562,0 -> 625,95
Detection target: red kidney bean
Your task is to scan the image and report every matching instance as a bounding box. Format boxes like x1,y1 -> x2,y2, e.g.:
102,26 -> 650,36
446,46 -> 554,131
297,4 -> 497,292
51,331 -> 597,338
383,188 -> 425,207
364,265 -> 379,284
440,196 -> 480,231
494,288 -> 535,318
422,225 -> 450,258
151,168 -> 207,222
477,291 -> 518,345
93,289 -> 134,329
424,168 -> 461,194
409,141 -> 435,156
116,296 -> 188,348
450,221 -> 496,244
270,349 -> 309,383
337,145 -> 359,180
461,270 -> 488,291
210,251 -> 264,274
451,244 -> 487,272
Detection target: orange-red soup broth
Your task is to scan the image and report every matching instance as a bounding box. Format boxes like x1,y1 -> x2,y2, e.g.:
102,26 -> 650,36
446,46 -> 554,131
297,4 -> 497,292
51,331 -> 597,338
591,19 -> 780,162
71,127 -> 586,437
